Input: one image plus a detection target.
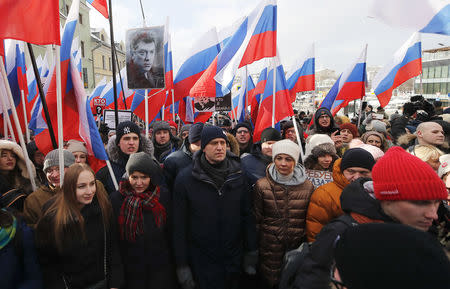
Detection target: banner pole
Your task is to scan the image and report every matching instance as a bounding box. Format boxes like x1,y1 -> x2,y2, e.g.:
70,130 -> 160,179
54,45 -> 64,186
108,0 -> 119,128
20,90 -> 30,143
0,57 -> 36,191
272,59 -> 276,128
0,93 -> 15,141
171,89 -> 175,122
145,89 -> 149,138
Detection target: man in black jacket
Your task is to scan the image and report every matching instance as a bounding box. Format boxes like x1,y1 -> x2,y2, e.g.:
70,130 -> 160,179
293,147 -> 447,289
173,125 -> 257,289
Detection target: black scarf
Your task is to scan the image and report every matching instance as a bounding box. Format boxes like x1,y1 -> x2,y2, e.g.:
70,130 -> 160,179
200,153 -> 229,188
154,141 -> 172,161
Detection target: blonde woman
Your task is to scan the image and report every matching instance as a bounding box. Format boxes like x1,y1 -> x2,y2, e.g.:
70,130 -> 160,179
410,144 -> 444,172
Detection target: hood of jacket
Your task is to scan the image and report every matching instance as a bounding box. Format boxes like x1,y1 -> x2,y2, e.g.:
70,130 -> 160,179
340,177 -> 392,221
226,133 -> 240,156
331,158 -> 350,189
313,108 -> 336,134
107,134 -> 154,165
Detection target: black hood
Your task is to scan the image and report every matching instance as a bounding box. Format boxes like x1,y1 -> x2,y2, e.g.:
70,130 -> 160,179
340,178 -> 393,222
313,108 -> 337,134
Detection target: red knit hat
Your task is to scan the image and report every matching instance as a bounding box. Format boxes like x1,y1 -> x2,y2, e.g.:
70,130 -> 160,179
373,146 -> 447,201
339,123 -> 359,137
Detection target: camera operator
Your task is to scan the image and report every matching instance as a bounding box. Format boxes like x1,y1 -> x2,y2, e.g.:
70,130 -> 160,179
390,95 -> 439,143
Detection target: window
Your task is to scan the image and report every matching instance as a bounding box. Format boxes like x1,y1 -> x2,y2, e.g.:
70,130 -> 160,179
109,58 -> 112,71
428,67 -> 435,79
442,66 -> 448,79
434,83 -> 441,94
422,67 -> 428,79
80,41 -> 85,58
435,66 -> 442,78
102,56 -> 105,70
82,68 -> 88,88
79,13 -> 83,24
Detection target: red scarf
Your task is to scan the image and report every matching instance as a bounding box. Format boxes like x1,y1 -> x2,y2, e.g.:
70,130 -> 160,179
118,180 -> 166,242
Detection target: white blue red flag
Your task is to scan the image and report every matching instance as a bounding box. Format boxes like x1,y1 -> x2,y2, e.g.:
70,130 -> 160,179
86,0 -> 109,19
250,67 -> 268,124
190,0 -> 277,98
370,0 -> 450,36
372,33 -> 422,108
320,45 -> 367,115
286,43 -> 315,102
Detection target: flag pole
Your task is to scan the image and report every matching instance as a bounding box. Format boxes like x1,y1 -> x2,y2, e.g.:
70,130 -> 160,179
54,45 -> 64,186
20,90 -> 30,143
357,95 -> 365,128
272,59 -> 276,128
171,89 -> 175,122
0,57 -> 36,191
27,43 -> 57,149
108,0 -> 119,128
0,93 -> 15,141
114,45 -> 127,110
292,116 -> 305,163
145,89 -> 149,138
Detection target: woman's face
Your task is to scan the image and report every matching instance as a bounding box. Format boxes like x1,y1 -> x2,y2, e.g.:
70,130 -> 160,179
76,170 -> 96,206
73,152 -> 87,164
426,157 -> 440,172
318,154 -> 333,169
366,135 -> 382,148
340,129 -> 354,143
0,150 -> 17,172
129,171 -> 151,194
274,154 -> 296,176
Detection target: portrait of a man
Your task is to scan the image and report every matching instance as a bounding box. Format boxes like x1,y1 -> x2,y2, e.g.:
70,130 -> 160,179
126,27 -> 165,89
194,96 -> 215,112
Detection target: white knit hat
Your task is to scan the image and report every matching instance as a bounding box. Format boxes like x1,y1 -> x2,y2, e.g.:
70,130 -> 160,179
272,139 -> 300,164
304,134 -> 334,158
438,154 -> 450,179
66,139 -> 88,154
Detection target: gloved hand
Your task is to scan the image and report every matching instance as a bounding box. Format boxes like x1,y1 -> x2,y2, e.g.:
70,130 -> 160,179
176,266 -> 196,289
362,112 -> 373,125
243,250 -> 258,275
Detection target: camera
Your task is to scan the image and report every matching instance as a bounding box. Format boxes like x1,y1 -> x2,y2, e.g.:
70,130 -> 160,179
403,95 -> 435,121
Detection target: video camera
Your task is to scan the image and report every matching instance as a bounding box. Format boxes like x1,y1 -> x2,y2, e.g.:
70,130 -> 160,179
403,95 -> 435,121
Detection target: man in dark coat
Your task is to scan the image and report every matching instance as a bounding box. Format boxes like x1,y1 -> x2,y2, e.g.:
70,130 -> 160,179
307,108 -> 339,136
233,122 -> 253,156
153,121 -> 180,163
163,123 -> 203,191
96,121 -> 154,194
240,127 -> 281,186
173,126 -> 257,289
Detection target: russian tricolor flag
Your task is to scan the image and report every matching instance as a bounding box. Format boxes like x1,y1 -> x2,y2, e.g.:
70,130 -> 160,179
253,55 -> 293,141
190,0 -> 277,98
372,32 -> 422,108
320,45 -> 367,115
370,0 -> 450,36
250,67 -> 268,124
286,43 -> 315,102
230,71 -> 249,122
86,0 -> 109,19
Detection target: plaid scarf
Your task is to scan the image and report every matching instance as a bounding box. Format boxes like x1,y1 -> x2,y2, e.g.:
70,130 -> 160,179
118,180 -> 166,242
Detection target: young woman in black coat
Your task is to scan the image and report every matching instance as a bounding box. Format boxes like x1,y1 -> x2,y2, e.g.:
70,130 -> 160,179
110,152 -> 174,289
35,163 -> 123,289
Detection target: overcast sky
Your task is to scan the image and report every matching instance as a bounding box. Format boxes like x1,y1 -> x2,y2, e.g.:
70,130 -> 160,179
89,0 -> 450,75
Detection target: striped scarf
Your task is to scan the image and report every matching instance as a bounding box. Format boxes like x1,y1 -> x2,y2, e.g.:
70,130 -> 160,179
0,212 -> 16,250
118,181 -> 166,242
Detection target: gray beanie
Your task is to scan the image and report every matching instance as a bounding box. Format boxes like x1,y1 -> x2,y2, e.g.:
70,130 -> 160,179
43,149 -> 76,173
126,152 -> 162,181
272,139 -> 300,165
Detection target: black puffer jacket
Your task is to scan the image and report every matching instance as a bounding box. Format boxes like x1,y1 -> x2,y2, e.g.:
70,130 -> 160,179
173,151 -> 257,289
293,178 -> 393,289
35,197 -> 124,289
240,143 -> 272,186
163,138 -> 193,191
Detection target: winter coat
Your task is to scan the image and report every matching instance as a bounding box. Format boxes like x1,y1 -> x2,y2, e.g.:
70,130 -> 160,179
226,133 -> 241,156
254,165 -> 314,287
154,134 -> 181,163
35,197 -> 124,289
110,184 -> 174,289
23,185 -> 57,227
163,139 -> 193,191
172,151 -> 257,289
294,178 -> 393,289
0,212 -> 42,289
240,143 -> 272,186
96,135 -> 154,194
307,108 -> 339,136
305,158 -> 350,242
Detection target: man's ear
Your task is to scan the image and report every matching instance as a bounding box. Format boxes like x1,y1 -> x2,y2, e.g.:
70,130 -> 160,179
416,130 -> 423,138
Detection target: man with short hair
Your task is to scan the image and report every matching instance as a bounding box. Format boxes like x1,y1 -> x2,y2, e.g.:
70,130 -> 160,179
294,146 -> 447,289
399,121 -> 447,153
241,127 -> 281,186
233,122 -> 253,156
96,121 -> 154,194
173,125 -> 257,289
127,32 -> 164,89
153,121 -> 180,162
305,148 -> 375,242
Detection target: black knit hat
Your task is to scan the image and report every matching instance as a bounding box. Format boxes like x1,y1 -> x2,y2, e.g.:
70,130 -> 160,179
201,125 -> 227,150
126,152 -> 162,184
341,148 -> 375,171
189,122 -> 204,144
335,223 -> 450,289
115,121 -> 140,145
260,127 -> 281,143
152,121 -> 171,135
234,122 -> 253,135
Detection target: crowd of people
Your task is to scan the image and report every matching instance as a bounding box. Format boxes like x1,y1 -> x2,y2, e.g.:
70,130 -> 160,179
0,96 -> 449,289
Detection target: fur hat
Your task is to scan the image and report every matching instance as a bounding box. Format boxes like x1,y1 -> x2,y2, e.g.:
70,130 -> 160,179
373,147 -> 447,201
305,134 -> 334,158
311,142 -> 338,158
66,140 -> 87,154
43,149 -> 75,173
272,139 -> 300,165
0,140 -> 35,179
152,121 -> 171,135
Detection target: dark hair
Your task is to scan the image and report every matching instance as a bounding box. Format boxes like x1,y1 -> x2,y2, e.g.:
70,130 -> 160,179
131,32 -> 156,51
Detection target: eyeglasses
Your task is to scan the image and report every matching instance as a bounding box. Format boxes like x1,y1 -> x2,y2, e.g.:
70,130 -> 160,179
236,130 -> 249,134
319,115 -> 331,119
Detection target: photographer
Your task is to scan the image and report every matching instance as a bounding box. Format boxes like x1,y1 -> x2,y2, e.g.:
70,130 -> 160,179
390,95 -> 438,143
